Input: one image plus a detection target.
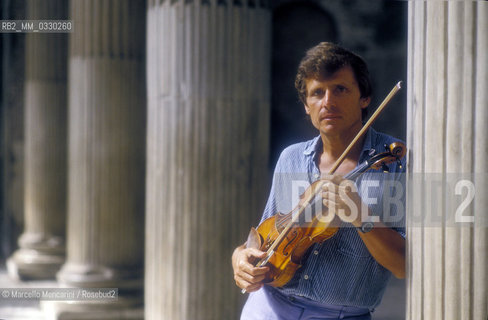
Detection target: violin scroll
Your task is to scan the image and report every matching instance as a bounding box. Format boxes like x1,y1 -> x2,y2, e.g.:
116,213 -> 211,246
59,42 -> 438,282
369,142 -> 406,171
389,142 -> 406,158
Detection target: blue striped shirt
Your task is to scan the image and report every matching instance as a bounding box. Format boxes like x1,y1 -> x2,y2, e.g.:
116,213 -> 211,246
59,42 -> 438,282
259,127 -> 406,309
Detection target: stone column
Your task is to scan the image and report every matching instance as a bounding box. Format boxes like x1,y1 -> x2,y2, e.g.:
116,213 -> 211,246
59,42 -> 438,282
7,0 -> 68,280
1,0 -> 26,262
145,1 -> 271,319
47,0 -> 146,318
407,2 -> 488,320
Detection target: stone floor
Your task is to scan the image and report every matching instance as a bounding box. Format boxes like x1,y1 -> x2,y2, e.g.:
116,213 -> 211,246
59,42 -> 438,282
0,268 -> 145,320
0,269 -> 50,319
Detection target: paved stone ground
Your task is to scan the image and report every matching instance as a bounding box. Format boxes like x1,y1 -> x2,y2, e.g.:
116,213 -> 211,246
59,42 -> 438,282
0,269 -> 50,319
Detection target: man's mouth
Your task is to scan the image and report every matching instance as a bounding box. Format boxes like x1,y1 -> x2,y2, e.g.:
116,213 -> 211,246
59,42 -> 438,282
321,114 -> 341,120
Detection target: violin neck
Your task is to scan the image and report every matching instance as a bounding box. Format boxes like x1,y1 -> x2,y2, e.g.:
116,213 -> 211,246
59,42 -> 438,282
343,159 -> 371,181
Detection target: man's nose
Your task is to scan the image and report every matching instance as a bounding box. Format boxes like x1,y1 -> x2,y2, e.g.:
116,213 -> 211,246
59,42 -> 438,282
320,90 -> 334,108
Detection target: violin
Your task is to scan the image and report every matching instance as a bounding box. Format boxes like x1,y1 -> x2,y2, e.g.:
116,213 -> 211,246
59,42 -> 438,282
244,142 -> 406,288
241,81 -> 405,292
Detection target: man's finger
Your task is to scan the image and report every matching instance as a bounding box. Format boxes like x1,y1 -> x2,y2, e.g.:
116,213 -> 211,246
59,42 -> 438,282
246,248 -> 267,260
236,268 -> 268,284
323,198 -> 337,211
244,283 -> 264,293
237,250 -> 269,274
237,277 -> 263,293
239,260 -> 269,276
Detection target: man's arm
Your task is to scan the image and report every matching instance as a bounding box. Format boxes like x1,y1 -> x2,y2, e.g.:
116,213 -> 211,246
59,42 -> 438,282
322,175 -> 406,278
351,219 -> 405,278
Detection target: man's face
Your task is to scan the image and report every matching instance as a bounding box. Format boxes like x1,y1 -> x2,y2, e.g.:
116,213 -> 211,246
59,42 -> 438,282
304,66 -> 370,137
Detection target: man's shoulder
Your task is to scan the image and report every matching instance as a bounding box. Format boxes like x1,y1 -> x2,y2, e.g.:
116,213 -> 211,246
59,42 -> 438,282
274,136 -> 319,171
280,136 -> 318,158
370,128 -> 405,148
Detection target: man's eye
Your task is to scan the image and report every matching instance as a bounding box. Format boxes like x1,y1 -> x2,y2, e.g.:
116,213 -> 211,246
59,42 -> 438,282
312,89 -> 323,96
336,86 -> 347,94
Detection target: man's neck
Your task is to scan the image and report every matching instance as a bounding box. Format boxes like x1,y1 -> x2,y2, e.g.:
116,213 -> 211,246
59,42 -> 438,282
318,123 -> 365,173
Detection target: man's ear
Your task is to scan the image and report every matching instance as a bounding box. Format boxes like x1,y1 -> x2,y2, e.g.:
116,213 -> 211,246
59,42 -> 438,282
304,103 -> 311,115
360,97 -> 371,109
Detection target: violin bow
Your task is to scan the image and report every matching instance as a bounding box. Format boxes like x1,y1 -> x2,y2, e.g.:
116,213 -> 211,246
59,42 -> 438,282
328,81 -> 403,174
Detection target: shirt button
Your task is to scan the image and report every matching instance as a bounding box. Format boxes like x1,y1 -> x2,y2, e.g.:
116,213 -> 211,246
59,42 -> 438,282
313,250 -> 319,255
304,275 -> 309,280
313,173 -> 320,179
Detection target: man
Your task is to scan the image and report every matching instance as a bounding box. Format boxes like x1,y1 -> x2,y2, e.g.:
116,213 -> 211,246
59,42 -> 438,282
232,42 -> 406,320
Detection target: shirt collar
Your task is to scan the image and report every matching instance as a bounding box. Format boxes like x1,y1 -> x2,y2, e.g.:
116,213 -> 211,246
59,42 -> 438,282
359,127 -> 376,162
303,127 -> 378,162
303,135 -> 321,157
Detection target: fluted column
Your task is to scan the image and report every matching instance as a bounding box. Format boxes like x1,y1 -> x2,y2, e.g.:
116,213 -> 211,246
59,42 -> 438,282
48,0 -> 146,317
7,0 -> 68,280
407,2 -> 488,320
145,1 -> 271,319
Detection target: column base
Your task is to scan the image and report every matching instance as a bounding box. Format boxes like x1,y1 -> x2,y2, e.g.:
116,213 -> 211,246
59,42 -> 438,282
57,263 -> 143,292
7,232 -> 65,280
7,248 -> 65,280
41,300 -> 143,320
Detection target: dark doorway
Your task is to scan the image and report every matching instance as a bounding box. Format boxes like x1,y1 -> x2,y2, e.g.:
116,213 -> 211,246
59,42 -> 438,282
270,2 -> 338,168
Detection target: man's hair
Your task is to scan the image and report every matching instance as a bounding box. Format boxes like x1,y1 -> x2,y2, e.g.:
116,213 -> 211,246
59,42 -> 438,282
295,42 -> 372,119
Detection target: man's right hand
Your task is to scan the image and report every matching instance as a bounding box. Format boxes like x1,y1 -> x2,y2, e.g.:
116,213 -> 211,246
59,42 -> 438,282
232,245 -> 270,293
